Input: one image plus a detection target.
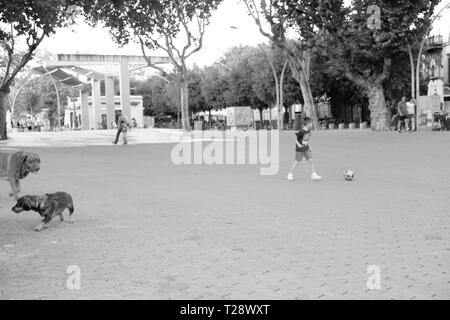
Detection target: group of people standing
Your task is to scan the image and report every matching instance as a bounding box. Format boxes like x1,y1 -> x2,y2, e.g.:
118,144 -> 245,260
15,116 -> 41,132
393,96 -> 417,133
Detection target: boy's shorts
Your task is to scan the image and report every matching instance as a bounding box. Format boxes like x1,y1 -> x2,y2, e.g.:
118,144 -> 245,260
295,150 -> 312,161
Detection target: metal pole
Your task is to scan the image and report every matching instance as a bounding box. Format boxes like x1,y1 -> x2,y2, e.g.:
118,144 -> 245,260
152,73 -> 171,83
258,44 -> 280,130
279,59 -> 288,129
407,44 -> 415,100
72,99 -> 76,130
43,66 -> 62,130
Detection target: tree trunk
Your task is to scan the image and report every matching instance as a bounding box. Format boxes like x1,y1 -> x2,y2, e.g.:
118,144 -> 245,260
268,106 -> 272,129
290,59 -> 319,130
180,80 -> 190,130
0,89 -> 10,140
366,83 -> 389,131
259,108 -> 263,130
208,109 -> 212,128
298,69 -> 319,130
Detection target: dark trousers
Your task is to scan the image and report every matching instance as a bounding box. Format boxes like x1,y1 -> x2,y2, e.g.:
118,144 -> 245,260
113,128 -> 122,144
439,117 -> 449,131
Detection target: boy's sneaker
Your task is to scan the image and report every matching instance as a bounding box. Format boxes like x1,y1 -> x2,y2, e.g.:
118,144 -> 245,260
311,172 -> 322,181
287,173 -> 294,181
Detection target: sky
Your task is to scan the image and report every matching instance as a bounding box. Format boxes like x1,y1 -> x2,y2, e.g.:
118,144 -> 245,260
40,0 -> 450,68
41,0 -> 267,68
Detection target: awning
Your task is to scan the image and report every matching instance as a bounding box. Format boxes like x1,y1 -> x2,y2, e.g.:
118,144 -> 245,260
444,86 -> 450,97
31,66 -> 85,87
62,66 -> 106,80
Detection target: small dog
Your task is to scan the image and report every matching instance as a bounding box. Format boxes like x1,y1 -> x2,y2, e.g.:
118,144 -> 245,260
12,192 -> 74,232
0,149 -> 41,200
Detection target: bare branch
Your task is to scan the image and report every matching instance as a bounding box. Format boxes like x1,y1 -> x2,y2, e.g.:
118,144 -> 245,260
169,38 -> 183,59
163,34 -> 182,70
0,24 -> 15,88
244,2 -> 273,41
10,23 -> 14,57
185,13 -> 206,60
137,35 -> 176,81
0,41 -> 13,88
180,10 -> 192,59
3,31 -> 45,90
376,58 -> 392,83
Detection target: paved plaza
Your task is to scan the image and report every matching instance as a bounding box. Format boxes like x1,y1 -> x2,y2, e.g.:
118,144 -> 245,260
0,129 -> 449,300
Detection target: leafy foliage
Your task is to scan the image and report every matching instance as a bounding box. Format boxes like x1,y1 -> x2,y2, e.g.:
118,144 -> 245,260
83,0 -> 222,129
0,0 -> 82,139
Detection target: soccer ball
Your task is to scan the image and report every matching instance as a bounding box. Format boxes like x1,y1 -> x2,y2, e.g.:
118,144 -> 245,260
343,170 -> 355,181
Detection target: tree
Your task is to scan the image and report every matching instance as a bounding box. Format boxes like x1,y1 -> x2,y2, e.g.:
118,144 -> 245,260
132,76 -> 180,118
14,74 -> 76,127
188,65 -> 206,116
320,0 -> 439,130
241,0 -> 342,130
85,0 -> 221,130
0,0 -> 81,139
222,46 -> 258,106
200,64 -> 229,123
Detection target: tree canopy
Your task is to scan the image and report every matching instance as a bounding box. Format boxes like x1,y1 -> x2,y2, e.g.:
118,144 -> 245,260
318,0 -> 440,130
0,0 -> 82,139
83,0 -> 221,130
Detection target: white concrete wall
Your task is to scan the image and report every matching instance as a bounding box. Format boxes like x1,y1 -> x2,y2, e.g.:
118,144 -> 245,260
130,101 -> 144,127
6,110 -> 11,132
443,43 -> 450,84
74,95 -> 144,129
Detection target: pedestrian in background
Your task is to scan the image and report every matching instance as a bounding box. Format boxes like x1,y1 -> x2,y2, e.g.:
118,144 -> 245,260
406,97 -> 416,132
438,102 -> 449,131
397,96 -> 408,133
113,116 -> 124,144
113,116 -> 128,145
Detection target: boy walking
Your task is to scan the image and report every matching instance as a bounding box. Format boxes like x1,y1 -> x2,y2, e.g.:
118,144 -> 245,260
287,117 -> 322,181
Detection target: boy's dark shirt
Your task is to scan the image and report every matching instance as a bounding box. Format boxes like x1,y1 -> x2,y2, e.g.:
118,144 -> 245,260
397,101 -> 407,116
295,129 -> 311,152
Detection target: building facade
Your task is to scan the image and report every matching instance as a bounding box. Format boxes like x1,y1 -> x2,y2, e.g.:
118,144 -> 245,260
64,95 -> 144,129
423,34 -> 450,112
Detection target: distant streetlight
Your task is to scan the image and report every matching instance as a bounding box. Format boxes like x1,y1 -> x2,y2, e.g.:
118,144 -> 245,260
214,60 -> 232,71
152,73 -> 171,83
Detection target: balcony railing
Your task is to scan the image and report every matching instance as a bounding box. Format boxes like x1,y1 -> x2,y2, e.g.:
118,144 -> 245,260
426,35 -> 443,48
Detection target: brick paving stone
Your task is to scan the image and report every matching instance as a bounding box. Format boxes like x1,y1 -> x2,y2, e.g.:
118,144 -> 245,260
1,130 -> 449,299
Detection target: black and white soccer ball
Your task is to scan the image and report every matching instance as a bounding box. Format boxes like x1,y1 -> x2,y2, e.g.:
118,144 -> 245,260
343,170 -> 355,181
